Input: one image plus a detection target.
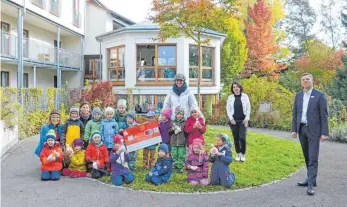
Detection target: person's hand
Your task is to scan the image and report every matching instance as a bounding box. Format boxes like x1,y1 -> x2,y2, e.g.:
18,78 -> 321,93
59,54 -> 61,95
291,132 -> 297,138
231,120 -> 236,125
120,129 -> 124,133
53,150 -> 60,158
190,166 -> 198,171
243,120 -> 249,128
123,131 -> 128,136
125,150 -> 129,154
320,135 -> 328,142
92,162 -> 98,169
211,153 -> 215,158
149,172 -> 153,177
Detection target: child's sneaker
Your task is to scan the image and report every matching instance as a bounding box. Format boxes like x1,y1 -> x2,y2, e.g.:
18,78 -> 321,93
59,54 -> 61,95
86,173 -> 92,178
235,153 -> 241,161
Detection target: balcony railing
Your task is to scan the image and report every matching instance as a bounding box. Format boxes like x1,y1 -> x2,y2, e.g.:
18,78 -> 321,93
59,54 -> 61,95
49,0 -> 60,16
72,9 -> 80,28
1,31 -> 81,70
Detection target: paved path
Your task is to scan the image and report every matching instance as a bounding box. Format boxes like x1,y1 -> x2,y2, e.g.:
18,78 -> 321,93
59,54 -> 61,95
2,128 -> 347,207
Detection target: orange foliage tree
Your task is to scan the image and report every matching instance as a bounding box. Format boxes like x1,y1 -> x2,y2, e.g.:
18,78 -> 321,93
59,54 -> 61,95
80,81 -> 114,108
242,0 -> 286,78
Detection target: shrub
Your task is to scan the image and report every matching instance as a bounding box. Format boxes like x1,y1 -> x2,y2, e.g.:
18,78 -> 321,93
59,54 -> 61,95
81,81 -> 114,108
329,124 -> 347,143
18,110 -> 47,139
241,75 -> 295,130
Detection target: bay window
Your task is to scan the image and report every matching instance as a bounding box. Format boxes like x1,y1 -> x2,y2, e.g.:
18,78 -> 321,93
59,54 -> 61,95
108,46 -> 125,85
189,45 -> 215,84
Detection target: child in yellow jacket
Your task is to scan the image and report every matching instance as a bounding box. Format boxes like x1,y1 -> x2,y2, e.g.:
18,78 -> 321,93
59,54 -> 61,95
62,139 -> 87,177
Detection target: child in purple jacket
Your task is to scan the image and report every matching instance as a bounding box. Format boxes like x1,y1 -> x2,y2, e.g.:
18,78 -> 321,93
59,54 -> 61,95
110,135 -> 134,186
159,108 -> 172,153
185,138 -> 210,185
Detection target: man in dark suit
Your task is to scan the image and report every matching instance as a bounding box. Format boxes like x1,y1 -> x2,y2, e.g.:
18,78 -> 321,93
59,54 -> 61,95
291,73 -> 329,196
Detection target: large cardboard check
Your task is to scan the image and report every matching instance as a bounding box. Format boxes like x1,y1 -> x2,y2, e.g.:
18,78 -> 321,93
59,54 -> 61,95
123,121 -> 162,152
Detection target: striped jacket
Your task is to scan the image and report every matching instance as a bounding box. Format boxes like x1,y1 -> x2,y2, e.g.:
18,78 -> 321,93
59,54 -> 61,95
185,152 -> 209,181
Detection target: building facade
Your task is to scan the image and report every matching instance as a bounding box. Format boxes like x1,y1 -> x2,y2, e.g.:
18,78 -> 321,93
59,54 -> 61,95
1,0 -> 86,88
96,21 -> 226,112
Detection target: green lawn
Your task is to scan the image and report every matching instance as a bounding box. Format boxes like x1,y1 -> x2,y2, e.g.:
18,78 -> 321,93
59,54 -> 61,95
99,126 -> 304,192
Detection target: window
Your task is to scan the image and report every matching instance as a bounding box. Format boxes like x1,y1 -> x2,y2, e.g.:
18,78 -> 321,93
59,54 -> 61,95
113,21 -> 124,30
1,22 -> 10,56
136,44 -> 176,84
23,30 -> 29,58
108,46 -> 125,85
50,0 -> 60,16
72,0 -> 80,27
54,75 -> 57,88
1,71 -> 9,87
31,0 -> 44,8
23,73 -> 29,88
84,56 -> 101,84
189,45 -> 215,84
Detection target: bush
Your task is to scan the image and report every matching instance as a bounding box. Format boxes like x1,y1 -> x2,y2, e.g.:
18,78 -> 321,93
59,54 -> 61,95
19,110 -> 47,139
329,125 -> 347,143
81,81 -> 114,108
241,75 -> 295,130
279,69 -> 301,93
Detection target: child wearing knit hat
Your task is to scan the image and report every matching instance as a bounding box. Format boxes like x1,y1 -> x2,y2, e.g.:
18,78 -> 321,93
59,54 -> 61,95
61,106 -> 85,160
110,135 -> 135,186
40,129 -> 64,181
85,131 -> 110,179
159,108 -> 172,153
125,111 -> 138,171
185,139 -> 210,185
169,107 -> 187,173
184,106 -> 206,147
115,99 -> 129,134
145,143 -> 173,185
101,107 -> 119,153
62,139 -> 88,178
84,107 -> 103,148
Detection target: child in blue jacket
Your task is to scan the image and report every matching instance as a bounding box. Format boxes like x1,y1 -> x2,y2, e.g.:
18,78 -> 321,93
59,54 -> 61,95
145,143 -> 173,185
100,107 -> 119,153
209,133 -> 236,188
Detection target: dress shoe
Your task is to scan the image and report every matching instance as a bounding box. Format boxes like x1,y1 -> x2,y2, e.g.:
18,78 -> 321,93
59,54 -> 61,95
297,180 -> 316,187
307,186 -> 315,195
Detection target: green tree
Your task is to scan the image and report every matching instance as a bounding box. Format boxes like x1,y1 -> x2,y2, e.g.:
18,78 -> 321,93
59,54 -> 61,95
149,0 -> 236,104
220,18 -> 248,85
328,57 -> 347,100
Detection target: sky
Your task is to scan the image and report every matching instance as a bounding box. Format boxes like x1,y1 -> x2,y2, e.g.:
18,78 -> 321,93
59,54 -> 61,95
100,0 -> 346,47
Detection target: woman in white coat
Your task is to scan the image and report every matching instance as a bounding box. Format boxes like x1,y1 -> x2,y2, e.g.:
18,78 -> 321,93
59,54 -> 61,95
163,73 -> 202,121
226,82 -> 251,162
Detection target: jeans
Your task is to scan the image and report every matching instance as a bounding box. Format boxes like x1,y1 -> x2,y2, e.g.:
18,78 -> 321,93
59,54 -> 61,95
229,121 -> 247,154
111,172 -> 135,186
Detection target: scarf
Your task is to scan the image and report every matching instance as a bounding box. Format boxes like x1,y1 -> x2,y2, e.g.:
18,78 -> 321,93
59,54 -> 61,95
92,140 -> 104,148
80,111 -> 91,121
172,82 -> 187,96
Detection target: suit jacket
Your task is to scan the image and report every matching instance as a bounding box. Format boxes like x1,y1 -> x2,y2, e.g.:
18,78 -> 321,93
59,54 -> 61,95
291,88 -> 329,137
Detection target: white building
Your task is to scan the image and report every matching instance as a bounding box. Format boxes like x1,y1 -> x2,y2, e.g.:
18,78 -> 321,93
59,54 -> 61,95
96,21 -> 226,111
1,0 -> 86,88
0,0 -> 135,89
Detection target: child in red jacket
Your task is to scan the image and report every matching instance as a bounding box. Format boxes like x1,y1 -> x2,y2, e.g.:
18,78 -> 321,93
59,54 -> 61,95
85,131 -> 110,179
40,129 -> 64,181
184,106 -> 206,146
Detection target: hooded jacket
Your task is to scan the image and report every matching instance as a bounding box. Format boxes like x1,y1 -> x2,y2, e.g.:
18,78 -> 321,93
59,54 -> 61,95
40,142 -> 64,171
84,119 -> 102,141
85,142 -> 109,169
69,150 -> 87,172
184,116 -> 206,145
100,118 -> 119,148
169,118 -> 186,146
150,156 -> 173,183
35,124 -> 64,157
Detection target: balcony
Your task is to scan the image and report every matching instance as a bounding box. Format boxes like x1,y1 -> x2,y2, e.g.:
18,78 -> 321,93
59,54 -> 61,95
72,9 -> 80,28
1,31 -> 81,70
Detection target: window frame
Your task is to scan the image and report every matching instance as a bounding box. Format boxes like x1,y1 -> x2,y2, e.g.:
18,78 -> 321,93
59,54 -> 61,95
136,44 -> 177,86
1,22 -> 11,56
84,57 -> 101,84
189,45 -> 215,85
49,0 -> 60,17
23,73 -> 29,88
31,0 -> 45,9
108,45 -> 125,86
1,71 -> 10,87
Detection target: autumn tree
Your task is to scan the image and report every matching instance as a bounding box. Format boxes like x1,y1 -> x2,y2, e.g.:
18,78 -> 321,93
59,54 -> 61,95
242,0 -> 285,78
295,40 -> 346,89
328,56 -> 347,101
149,0 -> 236,104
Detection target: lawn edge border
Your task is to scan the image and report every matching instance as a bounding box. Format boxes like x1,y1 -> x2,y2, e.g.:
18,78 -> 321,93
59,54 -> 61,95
85,167 -> 303,195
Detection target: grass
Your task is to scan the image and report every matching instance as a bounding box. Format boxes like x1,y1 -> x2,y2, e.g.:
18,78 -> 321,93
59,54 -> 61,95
98,126 -> 304,192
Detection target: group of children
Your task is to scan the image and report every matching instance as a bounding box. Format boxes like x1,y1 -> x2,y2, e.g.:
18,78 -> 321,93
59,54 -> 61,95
39,99 -> 236,188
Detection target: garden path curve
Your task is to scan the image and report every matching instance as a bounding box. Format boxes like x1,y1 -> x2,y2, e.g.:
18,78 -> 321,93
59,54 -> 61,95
2,127 -> 347,207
